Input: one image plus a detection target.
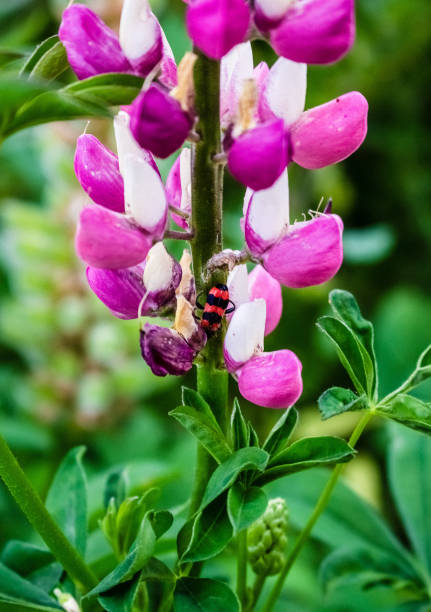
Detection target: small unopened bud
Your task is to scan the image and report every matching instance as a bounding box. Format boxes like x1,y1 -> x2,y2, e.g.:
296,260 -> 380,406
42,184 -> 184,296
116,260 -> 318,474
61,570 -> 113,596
54,589 -> 81,612
247,497 -> 288,576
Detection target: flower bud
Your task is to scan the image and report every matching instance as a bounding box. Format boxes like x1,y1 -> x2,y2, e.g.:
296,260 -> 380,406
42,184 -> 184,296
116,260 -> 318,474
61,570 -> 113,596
224,300 -> 266,373
186,0 -> 251,60
262,214 -> 343,288
270,0 -> 355,65
130,84 -> 193,158
237,350 -> 303,408
143,242 -> 182,303
248,498 -> 288,575
59,5 -> 131,80
140,324 -> 198,377
76,205 -> 152,269
74,135 -> 124,213
227,119 -> 289,190
290,92 -> 368,169
248,266 -> 282,336
119,0 -> 163,77
54,589 -> 81,612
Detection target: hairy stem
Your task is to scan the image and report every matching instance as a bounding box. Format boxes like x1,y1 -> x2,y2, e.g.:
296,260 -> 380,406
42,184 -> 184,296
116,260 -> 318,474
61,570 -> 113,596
0,433 -> 98,592
260,410 -> 374,612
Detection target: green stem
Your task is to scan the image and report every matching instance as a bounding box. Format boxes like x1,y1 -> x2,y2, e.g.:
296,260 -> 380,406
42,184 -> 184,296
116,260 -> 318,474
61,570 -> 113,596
260,410 -> 374,612
236,529 -> 248,608
249,574 -> 266,611
0,433 -> 98,592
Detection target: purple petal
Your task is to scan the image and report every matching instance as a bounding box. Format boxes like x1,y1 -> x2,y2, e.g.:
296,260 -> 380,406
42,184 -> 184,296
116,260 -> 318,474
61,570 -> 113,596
159,32 -> 178,89
290,91 -> 368,169
86,264 -> 146,319
186,0 -> 251,60
129,84 -> 193,158
76,204 -> 152,269
74,135 -> 124,213
237,350 -> 303,408
262,214 -> 344,288
119,0 -> 163,77
59,4 -> 132,80
270,0 -> 355,65
227,119 -> 289,190
140,324 -> 197,377
248,265 -> 282,335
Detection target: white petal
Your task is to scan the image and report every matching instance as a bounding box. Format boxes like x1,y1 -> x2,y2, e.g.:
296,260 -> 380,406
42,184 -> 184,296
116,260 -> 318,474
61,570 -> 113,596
114,111 -> 145,176
119,0 -> 160,61
247,170 -> 290,243
144,242 -> 173,292
123,153 -> 167,232
179,147 -> 192,214
224,300 -> 266,370
220,42 -> 254,128
227,265 -> 249,309
265,58 -> 307,125
255,0 -> 295,20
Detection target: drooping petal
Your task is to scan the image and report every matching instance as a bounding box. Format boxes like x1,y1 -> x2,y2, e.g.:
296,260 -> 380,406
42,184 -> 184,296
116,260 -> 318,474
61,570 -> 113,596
224,300 -> 266,373
140,324 -> 197,377
254,0 -> 295,31
113,110 -> 159,177
244,170 -> 290,255
260,58 -> 307,125
119,0 -> 163,76
129,84 -> 193,158
290,91 -> 368,169
262,214 -> 344,288
220,42 -> 254,129
227,265 -> 249,314
227,119 -> 289,190
174,295 -> 207,352
159,31 -> 178,89
74,135 -> 124,213
270,0 -> 355,65
86,264 -> 146,319
59,4 -> 132,80
186,0 -> 252,60
76,205 -> 152,269
237,350 -> 303,408
248,265 -> 282,335
122,153 -> 168,238
176,250 -> 196,304
143,242 -> 182,305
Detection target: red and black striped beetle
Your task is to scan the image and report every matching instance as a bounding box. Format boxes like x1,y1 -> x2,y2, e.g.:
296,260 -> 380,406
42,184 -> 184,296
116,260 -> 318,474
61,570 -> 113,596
196,284 -> 235,333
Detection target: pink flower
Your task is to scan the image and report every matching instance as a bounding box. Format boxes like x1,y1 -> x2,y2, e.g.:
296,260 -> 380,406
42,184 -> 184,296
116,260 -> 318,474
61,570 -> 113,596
165,149 -> 192,230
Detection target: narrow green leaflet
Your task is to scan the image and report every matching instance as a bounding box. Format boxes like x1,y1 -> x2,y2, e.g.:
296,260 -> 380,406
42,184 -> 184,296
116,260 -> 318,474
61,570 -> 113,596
200,447 -> 269,510
182,496 -> 232,563
20,36 -> 62,76
142,558 -> 175,612
318,387 -> 368,420
1,542 -> 53,576
181,387 -> 216,420
174,578 -> 240,612
254,437 -> 355,486
65,73 -> 144,105
148,510 -> 173,539
388,425 -> 431,574
45,446 -> 87,556
104,468 -> 128,510
0,563 -> 61,610
317,316 -> 374,397
227,483 -> 268,534
231,398 -> 249,451
388,344 -> 431,397
262,407 -> 298,456
27,41 -> 68,82
98,575 -> 141,612
378,394 -> 431,434
0,79 -> 50,118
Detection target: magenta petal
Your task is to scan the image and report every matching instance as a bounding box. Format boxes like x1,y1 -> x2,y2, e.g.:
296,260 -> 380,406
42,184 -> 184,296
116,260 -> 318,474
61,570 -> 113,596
237,350 -> 303,408
159,33 -> 178,89
86,265 -> 145,319
291,92 -> 368,169
263,214 -> 344,288
270,0 -> 355,65
227,120 -> 289,190
248,265 -> 282,335
140,324 -> 197,377
165,155 -> 181,209
74,135 -> 124,213
59,4 -> 132,80
76,205 -> 152,269
129,85 -> 193,158
186,0 -> 251,60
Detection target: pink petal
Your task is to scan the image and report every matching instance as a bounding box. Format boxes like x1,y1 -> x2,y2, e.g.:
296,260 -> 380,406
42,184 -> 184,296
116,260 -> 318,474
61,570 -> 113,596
254,0 -> 296,31
159,31 -> 178,89
74,135 -> 124,213
270,0 -> 355,65
248,265 -> 282,335
254,61 -> 271,123
86,264 -> 146,319
59,4 -> 132,80
76,204 -> 152,269
227,119 -> 289,190
186,0 -> 251,60
290,91 -> 368,169
119,0 -> 163,77
220,42 -> 254,129
237,350 -> 303,408
262,214 -> 344,288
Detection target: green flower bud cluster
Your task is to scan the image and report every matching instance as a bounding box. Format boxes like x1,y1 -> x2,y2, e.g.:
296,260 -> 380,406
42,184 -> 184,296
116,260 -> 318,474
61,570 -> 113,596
247,497 -> 288,576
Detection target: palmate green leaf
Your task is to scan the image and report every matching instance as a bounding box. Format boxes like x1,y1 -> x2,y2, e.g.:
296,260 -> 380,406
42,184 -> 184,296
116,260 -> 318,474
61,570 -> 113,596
0,563 -> 61,611
227,483 -> 268,534
200,447 -> 269,510
182,495 -> 232,563
45,446 -> 87,556
318,387 -> 368,420
317,316 -> 374,397
174,577 -> 240,612
231,398 -> 249,451
262,407 -> 298,456
254,437 -> 355,486
388,425 -> 431,574
378,394 -> 431,434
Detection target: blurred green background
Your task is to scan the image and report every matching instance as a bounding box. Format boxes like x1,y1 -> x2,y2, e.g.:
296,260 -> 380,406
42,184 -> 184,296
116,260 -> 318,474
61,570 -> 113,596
0,0 -> 430,610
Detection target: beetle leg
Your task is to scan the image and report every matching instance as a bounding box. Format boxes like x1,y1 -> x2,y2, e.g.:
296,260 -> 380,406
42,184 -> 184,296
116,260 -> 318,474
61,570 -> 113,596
225,300 -> 236,314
